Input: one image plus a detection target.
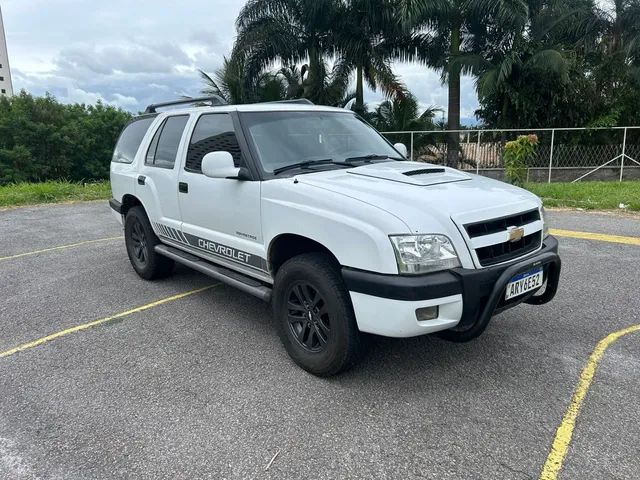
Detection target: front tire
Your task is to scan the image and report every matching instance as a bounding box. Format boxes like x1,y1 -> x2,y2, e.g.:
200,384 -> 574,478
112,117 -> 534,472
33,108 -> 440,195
124,206 -> 174,280
273,253 -> 362,376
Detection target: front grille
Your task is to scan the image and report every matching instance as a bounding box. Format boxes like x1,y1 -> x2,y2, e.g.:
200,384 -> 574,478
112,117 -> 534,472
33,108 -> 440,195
475,231 -> 542,266
463,209 -> 543,267
465,209 -> 540,238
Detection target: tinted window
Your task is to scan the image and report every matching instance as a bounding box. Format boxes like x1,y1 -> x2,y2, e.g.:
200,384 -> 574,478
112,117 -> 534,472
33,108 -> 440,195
186,114 -> 242,173
241,111 -> 399,174
112,116 -> 155,164
146,115 -> 189,169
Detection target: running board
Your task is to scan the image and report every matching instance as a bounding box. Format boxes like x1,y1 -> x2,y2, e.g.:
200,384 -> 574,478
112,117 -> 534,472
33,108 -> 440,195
154,244 -> 272,302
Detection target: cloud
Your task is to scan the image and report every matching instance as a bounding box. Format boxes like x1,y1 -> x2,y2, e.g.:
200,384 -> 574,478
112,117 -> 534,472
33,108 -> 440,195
3,0 -> 479,118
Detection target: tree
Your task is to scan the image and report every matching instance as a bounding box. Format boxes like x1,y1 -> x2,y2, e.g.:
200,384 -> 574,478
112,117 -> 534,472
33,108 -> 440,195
0,91 -> 131,184
233,0 -> 338,101
331,0 -> 410,114
370,94 -> 440,157
199,55 -> 286,104
401,0 -> 529,167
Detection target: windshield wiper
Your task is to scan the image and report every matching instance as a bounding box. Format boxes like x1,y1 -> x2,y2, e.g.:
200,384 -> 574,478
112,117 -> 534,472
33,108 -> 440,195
344,154 -> 403,163
273,159 -> 350,175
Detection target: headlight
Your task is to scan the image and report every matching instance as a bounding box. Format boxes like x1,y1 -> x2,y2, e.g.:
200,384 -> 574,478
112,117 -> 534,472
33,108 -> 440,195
389,234 -> 461,274
541,206 -> 549,238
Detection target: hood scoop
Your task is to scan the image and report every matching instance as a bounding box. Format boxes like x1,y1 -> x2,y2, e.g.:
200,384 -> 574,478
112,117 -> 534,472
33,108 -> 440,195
403,167 -> 446,176
348,161 -> 472,186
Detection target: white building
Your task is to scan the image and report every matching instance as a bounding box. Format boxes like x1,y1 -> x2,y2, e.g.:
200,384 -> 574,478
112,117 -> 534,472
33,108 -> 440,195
0,6 -> 13,96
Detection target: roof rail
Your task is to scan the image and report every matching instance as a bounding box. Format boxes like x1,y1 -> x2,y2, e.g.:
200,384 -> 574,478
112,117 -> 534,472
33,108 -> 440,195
264,99 -> 314,105
144,95 -> 227,114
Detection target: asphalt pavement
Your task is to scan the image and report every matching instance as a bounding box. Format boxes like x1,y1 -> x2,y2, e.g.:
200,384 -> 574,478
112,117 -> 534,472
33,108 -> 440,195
1,201 -> 639,479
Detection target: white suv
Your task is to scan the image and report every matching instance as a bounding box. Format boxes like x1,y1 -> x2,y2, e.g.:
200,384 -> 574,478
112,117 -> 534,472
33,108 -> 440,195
110,97 -> 561,376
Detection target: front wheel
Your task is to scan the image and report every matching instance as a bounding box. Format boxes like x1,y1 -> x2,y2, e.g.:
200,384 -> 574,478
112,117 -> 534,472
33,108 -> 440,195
272,253 -> 362,376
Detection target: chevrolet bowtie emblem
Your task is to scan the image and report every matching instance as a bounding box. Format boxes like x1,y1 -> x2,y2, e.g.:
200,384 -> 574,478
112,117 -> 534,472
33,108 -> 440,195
507,226 -> 525,242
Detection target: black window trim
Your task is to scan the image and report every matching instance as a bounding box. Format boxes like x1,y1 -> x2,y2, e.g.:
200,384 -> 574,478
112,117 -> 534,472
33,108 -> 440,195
145,114 -> 189,170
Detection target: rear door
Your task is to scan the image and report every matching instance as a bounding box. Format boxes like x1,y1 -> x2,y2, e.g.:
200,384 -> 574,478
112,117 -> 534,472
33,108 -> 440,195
135,114 -> 190,236
177,112 -> 267,280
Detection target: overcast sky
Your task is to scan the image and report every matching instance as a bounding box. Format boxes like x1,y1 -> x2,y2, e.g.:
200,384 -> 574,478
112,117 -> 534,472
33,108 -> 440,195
3,0 -> 479,122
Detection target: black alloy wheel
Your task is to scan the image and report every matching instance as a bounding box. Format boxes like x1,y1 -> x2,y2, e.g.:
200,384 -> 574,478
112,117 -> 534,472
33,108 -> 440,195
130,218 -> 148,266
286,282 -> 331,352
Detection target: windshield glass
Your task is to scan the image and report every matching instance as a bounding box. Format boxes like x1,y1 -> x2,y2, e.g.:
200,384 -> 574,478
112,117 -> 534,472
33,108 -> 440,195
240,111 -> 401,175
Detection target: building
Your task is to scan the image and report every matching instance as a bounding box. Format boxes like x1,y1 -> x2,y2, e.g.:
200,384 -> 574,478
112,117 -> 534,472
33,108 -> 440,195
0,6 -> 13,96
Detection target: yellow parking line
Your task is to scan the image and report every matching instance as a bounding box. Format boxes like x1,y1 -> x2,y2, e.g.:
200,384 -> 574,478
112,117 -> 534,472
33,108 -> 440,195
0,236 -> 122,262
0,284 -> 218,359
550,229 -> 640,246
539,323 -> 640,480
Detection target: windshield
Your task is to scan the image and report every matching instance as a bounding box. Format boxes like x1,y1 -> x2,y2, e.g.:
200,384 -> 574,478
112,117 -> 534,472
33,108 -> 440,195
240,111 -> 402,175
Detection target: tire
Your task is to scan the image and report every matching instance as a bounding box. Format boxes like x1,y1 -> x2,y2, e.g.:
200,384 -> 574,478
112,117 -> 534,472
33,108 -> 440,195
272,253 -> 362,376
124,206 -> 174,280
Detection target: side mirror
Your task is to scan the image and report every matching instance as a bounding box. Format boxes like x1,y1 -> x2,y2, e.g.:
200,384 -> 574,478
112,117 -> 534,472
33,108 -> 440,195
202,151 -> 240,179
394,143 -> 408,158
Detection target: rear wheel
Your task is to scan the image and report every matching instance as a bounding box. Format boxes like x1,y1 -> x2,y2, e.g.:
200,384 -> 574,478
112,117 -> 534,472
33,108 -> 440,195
124,206 -> 174,280
273,253 -> 362,376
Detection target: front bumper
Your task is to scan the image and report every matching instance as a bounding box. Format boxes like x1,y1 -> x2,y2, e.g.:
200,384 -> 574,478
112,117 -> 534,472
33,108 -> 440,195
343,235 -> 561,337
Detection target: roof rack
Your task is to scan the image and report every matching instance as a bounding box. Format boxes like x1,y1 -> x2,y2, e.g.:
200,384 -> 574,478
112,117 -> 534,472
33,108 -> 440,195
264,99 -> 314,105
144,95 -> 227,114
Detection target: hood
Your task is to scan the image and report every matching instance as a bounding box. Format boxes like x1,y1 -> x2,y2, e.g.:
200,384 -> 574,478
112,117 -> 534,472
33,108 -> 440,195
346,161 -> 472,186
296,161 -> 541,232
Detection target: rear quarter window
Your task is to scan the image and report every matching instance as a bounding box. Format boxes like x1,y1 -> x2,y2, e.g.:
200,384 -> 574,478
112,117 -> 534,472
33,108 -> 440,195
112,116 -> 156,164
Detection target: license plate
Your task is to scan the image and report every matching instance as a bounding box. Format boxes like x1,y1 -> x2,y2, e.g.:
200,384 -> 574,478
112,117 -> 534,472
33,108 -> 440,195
505,267 -> 544,300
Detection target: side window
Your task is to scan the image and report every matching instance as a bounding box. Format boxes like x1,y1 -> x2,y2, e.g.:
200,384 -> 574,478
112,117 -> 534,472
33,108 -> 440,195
145,115 -> 189,169
186,113 -> 242,173
112,116 -> 155,164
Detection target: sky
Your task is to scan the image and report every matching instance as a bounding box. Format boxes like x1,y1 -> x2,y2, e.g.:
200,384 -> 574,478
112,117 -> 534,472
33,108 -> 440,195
2,0 -> 480,123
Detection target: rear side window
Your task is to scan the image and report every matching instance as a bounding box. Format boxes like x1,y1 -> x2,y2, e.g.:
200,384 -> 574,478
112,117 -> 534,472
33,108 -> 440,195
186,113 -> 242,173
145,115 -> 189,169
112,116 -> 155,164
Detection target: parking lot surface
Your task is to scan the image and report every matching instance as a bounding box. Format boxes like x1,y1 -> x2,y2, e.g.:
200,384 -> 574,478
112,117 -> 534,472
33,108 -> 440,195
1,202 -> 639,479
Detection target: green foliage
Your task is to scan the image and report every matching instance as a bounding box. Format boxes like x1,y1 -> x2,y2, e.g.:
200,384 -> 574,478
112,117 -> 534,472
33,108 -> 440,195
526,181 -> 640,211
0,92 -> 131,185
0,180 -> 111,207
503,134 -> 538,186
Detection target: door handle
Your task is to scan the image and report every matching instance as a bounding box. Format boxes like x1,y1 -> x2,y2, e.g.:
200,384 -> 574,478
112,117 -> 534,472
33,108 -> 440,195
178,182 -> 188,193
137,175 -> 146,185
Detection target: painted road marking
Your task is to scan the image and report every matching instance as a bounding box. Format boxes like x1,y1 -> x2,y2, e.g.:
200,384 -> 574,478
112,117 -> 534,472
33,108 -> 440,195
539,323 -> 640,480
550,229 -> 640,246
0,236 -> 122,262
0,285 -> 218,359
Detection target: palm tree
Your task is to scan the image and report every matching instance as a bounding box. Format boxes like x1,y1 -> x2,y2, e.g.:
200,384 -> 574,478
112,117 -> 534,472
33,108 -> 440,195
401,0 -> 529,167
200,56 -> 286,104
467,1 -> 579,128
370,93 -> 440,157
331,0 -> 411,114
371,93 -> 439,132
233,0 -> 338,101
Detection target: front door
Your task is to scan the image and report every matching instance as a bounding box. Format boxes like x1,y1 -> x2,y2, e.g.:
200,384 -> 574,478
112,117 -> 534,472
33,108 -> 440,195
177,112 -> 267,280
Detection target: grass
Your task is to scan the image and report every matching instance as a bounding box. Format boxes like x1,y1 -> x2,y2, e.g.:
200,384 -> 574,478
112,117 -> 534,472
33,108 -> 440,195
0,181 -> 111,208
526,181 -> 640,212
0,179 -> 638,213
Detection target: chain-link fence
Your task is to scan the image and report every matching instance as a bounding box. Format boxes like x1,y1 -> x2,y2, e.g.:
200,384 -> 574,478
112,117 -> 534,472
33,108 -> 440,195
380,127 -> 640,182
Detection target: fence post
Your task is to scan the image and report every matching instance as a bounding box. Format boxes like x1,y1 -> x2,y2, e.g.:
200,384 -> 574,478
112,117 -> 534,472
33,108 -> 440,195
620,127 -> 627,182
476,131 -> 481,175
410,132 -> 414,161
548,129 -> 555,184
